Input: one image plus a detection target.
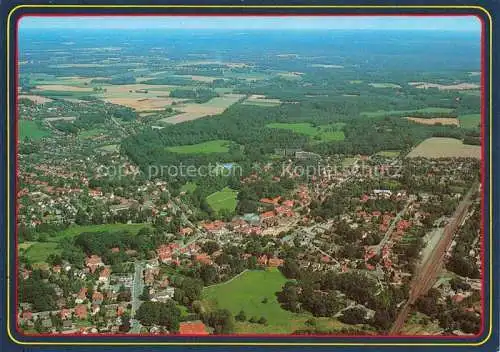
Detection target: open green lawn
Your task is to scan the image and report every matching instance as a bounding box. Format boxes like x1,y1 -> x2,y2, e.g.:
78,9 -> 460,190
361,107 -> 454,118
181,182 -> 197,193
266,122 -> 345,142
23,242 -> 61,263
202,268 -> 346,334
166,140 -> 232,154
79,128 -> 107,139
22,223 -> 150,264
376,150 -> 401,158
459,113 -> 480,129
98,144 -> 120,153
19,120 -> 51,140
206,187 -> 238,213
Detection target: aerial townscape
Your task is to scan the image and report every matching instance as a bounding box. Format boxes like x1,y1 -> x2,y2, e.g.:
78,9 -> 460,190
17,17 -> 482,336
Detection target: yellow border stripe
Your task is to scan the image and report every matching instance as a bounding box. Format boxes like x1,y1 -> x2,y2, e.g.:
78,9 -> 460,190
6,4 -> 493,347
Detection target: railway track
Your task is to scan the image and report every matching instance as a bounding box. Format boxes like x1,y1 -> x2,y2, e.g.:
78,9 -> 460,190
389,181 -> 479,334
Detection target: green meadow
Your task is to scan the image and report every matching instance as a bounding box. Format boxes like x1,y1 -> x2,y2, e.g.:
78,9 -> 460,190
19,120 -> 51,141
166,140 -> 233,154
266,122 -> 345,142
206,187 -> 238,213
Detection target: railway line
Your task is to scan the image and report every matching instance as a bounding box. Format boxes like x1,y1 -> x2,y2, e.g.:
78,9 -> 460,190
389,181 -> 479,334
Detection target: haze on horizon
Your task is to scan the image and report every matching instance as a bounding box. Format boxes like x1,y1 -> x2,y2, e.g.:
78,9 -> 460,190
19,15 -> 481,32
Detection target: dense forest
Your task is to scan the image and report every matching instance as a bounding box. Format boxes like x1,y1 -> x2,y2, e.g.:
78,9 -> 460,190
123,102 -> 466,166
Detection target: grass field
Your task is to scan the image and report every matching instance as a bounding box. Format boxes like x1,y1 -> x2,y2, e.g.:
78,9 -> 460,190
180,182 -> 197,193
98,144 -> 120,153
401,312 -> 443,335
166,140 -> 232,154
459,113 -> 481,129
22,223 -> 150,264
206,187 -> 238,213
23,242 -> 61,264
79,128 -> 107,139
406,137 -> 480,159
32,89 -> 95,101
376,150 -> 401,158
266,122 -> 345,142
202,268 -> 347,334
26,75 -> 106,88
361,107 -> 454,118
19,120 -> 51,140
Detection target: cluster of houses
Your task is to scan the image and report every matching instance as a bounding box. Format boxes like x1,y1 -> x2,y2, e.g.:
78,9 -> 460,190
18,258 -> 131,334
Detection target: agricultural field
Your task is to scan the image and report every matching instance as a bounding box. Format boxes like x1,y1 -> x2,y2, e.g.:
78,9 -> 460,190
408,82 -> 480,90
19,120 -> 51,140
361,107 -> 454,118
95,84 -> 186,111
19,95 -> 53,104
206,187 -> 238,213
23,74 -> 107,88
368,83 -> 402,89
405,117 -> 459,126
166,140 -> 233,154
31,82 -> 188,110
406,137 -> 481,159
311,63 -> 344,69
277,72 -> 304,80
266,122 -> 345,142
223,72 -> 269,81
34,84 -> 94,93
242,95 -> 282,107
459,113 -> 481,129
160,94 -> 245,124
202,268 -> 343,334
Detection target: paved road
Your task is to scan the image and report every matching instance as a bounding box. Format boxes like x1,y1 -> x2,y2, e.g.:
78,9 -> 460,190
389,182 -> 479,334
129,261 -> 146,333
374,196 -> 415,255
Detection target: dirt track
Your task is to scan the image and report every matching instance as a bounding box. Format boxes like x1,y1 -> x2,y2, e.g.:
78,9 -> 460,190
390,182 -> 479,334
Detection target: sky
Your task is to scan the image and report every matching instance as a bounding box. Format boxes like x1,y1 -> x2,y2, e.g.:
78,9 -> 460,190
19,16 -> 481,32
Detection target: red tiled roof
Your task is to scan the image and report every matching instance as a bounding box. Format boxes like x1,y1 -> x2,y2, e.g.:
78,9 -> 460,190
282,200 -> 294,208
260,211 -> 276,219
92,291 -> 104,301
195,253 -> 213,265
77,287 -> 88,300
60,309 -> 71,319
75,304 -> 88,319
268,258 -> 283,267
178,321 -> 209,335
99,267 -> 111,278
